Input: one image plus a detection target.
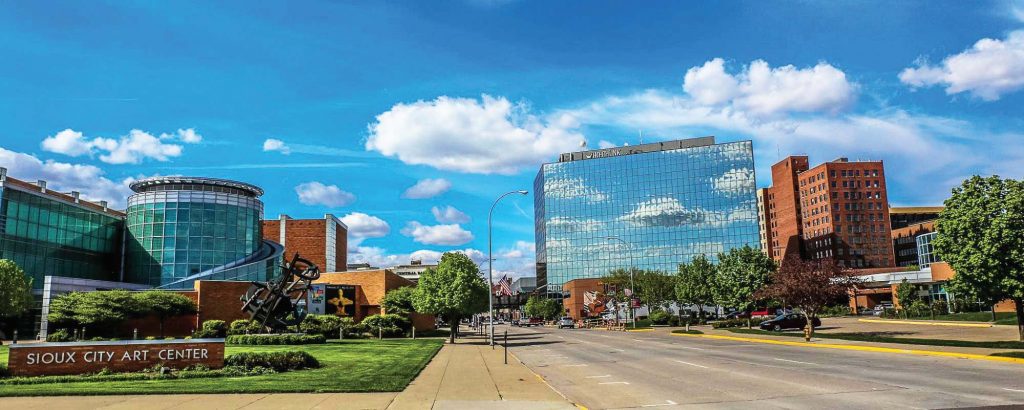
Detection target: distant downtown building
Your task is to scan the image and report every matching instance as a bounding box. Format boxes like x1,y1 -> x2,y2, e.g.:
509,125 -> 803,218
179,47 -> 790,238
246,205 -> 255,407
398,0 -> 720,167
762,156 -> 895,268
533,136 -> 760,297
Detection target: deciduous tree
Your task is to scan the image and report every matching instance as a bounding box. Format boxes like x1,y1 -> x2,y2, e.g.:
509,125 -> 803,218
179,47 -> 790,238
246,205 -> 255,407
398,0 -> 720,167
895,279 -> 916,319
756,256 -> 857,339
715,245 -> 776,327
0,259 -> 33,332
134,290 -> 198,337
933,175 -> 1024,340
676,255 -> 718,323
413,252 -> 489,343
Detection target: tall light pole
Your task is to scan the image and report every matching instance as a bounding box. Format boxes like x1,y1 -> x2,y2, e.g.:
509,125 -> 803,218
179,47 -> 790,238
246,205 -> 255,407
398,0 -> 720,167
489,190 -> 529,346
606,236 -> 636,328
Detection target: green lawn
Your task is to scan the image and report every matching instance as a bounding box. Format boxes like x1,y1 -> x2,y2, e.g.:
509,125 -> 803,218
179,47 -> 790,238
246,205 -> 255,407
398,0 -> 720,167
0,339 -> 442,397
726,328 -> 1024,350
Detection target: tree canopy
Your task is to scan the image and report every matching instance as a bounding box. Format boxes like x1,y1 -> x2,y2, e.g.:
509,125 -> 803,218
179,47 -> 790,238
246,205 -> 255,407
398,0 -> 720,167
756,256 -> 857,338
381,286 -> 417,316
134,290 -> 198,337
714,245 -> 776,315
413,252 -> 489,343
676,254 -> 718,322
933,175 -> 1024,340
0,259 -> 33,319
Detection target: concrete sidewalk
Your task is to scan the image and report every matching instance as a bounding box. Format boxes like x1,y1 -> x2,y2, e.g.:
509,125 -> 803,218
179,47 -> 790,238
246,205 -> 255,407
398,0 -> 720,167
0,331 -> 575,410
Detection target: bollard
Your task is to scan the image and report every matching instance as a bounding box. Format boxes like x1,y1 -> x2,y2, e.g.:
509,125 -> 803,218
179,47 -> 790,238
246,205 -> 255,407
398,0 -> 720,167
82,327 -> 86,340
339,327 -> 344,340
504,330 -> 508,365
412,326 -> 416,339
13,329 -> 18,344
685,322 -> 690,332
379,327 -> 383,340
133,328 -> 138,340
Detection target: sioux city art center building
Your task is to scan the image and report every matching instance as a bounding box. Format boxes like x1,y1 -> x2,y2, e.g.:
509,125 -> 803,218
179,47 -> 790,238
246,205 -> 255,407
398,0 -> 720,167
0,169 -> 429,338
533,136 -> 761,318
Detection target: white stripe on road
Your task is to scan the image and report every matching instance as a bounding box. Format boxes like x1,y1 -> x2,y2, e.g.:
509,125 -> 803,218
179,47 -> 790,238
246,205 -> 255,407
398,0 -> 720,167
599,381 -> 631,385
674,345 -> 705,351
774,358 -> 817,365
632,339 -> 644,342
642,400 -> 679,407
585,375 -> 612,378
1003,388 -> 1024,393
611,348 -> 625,352
563,364 -> 588,367
673,360 -> 709,369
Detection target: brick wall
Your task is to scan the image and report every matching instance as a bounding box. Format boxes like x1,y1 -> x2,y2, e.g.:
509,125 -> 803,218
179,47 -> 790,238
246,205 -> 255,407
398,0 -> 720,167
767,156 -> 808,263
562,278 -> 603,321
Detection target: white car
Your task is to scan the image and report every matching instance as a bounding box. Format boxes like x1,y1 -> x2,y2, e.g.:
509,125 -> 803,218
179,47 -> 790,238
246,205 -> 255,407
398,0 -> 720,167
557,317 -> 575,329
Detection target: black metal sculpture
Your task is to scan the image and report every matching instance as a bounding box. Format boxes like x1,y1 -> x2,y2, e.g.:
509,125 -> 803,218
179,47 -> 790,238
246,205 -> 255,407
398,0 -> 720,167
240,253 -> 321,331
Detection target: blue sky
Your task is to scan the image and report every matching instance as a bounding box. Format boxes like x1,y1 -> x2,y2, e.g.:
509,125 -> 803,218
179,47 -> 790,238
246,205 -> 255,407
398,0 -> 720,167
2,1 -> 1023,279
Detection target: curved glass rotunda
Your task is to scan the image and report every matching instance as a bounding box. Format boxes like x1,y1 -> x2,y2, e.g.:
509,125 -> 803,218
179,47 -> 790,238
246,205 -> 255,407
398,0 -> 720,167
124,176 -> 282,289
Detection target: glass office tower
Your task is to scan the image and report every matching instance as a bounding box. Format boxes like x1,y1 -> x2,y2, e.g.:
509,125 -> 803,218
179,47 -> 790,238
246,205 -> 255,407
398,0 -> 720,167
534,137 -> 760,296
125,177 -> 280,289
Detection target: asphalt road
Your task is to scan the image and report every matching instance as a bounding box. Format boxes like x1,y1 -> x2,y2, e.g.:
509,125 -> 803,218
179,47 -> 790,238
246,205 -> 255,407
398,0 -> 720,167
500,325 -> 1024,409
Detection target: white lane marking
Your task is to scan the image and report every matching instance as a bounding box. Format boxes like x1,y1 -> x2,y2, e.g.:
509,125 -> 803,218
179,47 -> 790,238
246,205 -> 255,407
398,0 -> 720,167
1003,388 -> 1024,393
642,400 -> 679,407
599,381 -> 631,385
632,338 -> 644,342
563,364 -> 588,367
673,360 -> 709,369
674,345 -> 705,351
774,358 -> 817,365
585,375 -> 612,378
611,348 -> 625,352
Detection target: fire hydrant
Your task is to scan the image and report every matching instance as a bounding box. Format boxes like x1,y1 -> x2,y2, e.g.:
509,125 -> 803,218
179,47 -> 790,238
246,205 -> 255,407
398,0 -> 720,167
803,325 -> 812,342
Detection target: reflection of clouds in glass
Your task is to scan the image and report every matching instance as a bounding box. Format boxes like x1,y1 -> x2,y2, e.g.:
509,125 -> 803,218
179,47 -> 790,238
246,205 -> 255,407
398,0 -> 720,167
713,168 -> 755,195
619,197 -> 713,227
543,177 -> 608,202
641,242 -> 724,259
549,216 -> 603,232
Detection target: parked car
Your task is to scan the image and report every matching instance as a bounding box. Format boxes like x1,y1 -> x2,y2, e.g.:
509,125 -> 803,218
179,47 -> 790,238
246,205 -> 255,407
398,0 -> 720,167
557,317 -> 575,329
759,313 -> 821,331
512,317 -> 544,327
725,311 -> 750,319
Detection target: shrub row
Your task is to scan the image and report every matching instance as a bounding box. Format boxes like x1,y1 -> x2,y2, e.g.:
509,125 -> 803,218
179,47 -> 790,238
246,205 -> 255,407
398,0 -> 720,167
711,318 -> 766,329
224,351 -> 320,372
226,334 -> 326,345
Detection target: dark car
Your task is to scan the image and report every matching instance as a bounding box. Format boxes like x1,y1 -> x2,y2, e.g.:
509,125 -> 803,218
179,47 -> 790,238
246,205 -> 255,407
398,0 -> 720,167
759,313 -> 821,331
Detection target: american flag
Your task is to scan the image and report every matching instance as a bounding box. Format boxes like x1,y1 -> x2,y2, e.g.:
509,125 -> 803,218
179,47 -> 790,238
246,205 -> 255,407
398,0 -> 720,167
496,275 -> 513,297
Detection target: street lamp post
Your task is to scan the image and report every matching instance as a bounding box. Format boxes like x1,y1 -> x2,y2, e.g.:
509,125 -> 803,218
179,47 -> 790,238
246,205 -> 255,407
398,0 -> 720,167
606,236 -> 636,329
489,190 -> 529,347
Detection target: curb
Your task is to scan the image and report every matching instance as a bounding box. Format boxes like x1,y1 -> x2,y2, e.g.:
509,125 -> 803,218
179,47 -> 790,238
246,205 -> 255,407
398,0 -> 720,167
857,319 -> 992,328
670,332 -> 1024,365
509,351 -> 588,410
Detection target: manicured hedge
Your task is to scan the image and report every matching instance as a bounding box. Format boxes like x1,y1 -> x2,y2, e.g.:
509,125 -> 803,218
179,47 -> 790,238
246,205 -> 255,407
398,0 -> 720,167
226,334 -> 326,345
224,351 -> 320,372
711,318 -> 766,329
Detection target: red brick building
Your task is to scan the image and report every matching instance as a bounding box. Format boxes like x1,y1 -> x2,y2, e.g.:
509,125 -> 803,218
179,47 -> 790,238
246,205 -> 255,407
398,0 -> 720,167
765,156 -> 895,269
262,214 -> 347,273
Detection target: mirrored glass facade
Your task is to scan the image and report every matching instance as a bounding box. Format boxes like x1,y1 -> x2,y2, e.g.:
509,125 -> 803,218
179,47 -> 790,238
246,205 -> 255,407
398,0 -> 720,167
534,138 -> 760,296
125,177 -> 273,288
916,232 -> 938,268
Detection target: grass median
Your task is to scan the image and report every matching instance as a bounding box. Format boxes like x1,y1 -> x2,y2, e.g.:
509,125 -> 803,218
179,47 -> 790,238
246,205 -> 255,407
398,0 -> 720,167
0,338 -> 442,397
725,328 -> 1024,350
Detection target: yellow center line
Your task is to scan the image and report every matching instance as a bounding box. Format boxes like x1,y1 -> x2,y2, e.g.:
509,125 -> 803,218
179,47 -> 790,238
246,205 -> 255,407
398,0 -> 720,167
670,332 -> 1024,365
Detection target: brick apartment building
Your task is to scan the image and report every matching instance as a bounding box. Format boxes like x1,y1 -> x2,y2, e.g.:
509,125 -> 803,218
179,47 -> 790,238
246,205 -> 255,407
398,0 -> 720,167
262,214 -> 347,273
763,156 -> 895,269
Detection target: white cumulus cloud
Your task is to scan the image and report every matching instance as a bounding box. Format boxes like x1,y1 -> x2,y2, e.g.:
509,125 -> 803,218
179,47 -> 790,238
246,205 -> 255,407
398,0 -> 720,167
263,138 -> 291,154
295,181 -> 356,207
41,128 -> 200,164
366,95 -> 586,174
543,176 -> 607,202
402,178 -> 451,199
0,147 -> 133,207
899,30 -> 1024,101
432,205 -> 470,224
341,212 -> 390,241
683,58 -> 857,116
401,221 -> 474,246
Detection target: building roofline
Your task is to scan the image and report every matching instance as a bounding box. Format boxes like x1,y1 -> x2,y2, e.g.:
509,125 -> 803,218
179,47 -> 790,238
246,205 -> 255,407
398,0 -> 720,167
129,176 -> 264,197
889,206 -> 944,214
0,173 -> 125,217
547,136 -> 727,164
